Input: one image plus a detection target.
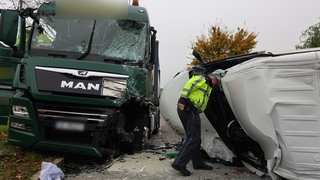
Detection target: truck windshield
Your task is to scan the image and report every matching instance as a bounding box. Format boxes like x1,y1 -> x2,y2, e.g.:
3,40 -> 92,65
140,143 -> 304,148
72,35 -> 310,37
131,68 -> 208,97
30,15 -> 148,62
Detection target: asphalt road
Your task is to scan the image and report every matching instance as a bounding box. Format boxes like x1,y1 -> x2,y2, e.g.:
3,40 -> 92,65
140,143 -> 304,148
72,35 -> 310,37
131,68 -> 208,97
63,117 -> 269,180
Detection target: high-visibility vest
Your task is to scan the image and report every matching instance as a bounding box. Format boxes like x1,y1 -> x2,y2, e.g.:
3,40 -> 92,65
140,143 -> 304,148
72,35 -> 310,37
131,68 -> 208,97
180,75 -> 212,112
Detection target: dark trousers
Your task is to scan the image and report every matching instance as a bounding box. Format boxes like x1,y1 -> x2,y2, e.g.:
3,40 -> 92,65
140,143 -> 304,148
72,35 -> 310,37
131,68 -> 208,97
172,107 -> 204,168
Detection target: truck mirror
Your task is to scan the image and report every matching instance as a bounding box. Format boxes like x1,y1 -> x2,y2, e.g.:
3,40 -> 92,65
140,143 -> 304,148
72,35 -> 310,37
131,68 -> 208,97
0,10 -> 19,47
150,27 -> 157,63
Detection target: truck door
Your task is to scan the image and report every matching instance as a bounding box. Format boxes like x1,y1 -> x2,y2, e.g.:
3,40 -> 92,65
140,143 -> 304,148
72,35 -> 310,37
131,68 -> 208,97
0,10 -> 20,125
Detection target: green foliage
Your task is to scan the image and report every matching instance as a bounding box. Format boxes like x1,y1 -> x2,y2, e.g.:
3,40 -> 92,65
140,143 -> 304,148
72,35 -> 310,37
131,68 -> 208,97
191,24 -> 257,65
296,22 -> 320,49
1,0 -> 44,10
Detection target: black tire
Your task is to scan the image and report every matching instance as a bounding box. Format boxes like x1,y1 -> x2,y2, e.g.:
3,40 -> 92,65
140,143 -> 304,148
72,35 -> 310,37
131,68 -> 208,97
134,114 -> 149,151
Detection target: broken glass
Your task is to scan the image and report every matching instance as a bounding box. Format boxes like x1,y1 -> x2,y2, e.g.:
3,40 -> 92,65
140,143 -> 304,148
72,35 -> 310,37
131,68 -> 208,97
31,15 -> 148,62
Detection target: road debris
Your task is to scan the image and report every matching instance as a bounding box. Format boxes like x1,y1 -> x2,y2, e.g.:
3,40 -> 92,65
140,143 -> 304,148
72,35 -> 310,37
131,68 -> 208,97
62,117 -> 270,179
39,162 -> 64,180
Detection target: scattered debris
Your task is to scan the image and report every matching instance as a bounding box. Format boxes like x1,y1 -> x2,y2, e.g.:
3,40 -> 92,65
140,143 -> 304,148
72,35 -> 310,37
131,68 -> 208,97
165,152 -> 178,159
138,166 -> 146,172
105,155 -> 123,169
61,118 -> 267,179
157,157 -> 166,161
39,162 -> 64,180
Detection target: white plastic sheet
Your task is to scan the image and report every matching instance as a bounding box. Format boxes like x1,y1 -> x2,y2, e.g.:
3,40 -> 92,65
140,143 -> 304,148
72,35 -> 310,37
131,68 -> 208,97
39,162 -> 64,180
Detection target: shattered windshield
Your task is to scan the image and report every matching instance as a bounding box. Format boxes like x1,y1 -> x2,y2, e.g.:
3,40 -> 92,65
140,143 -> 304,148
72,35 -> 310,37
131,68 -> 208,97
30,15 -> 148,61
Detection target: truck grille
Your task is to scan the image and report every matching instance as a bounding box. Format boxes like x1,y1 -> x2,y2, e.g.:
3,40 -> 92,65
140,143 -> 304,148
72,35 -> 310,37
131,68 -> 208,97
35,102 -> 113,145
37,109 -> 107,123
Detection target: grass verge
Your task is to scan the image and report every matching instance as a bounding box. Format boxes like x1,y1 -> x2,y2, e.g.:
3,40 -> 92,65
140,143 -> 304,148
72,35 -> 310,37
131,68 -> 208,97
0,125 -> 60,180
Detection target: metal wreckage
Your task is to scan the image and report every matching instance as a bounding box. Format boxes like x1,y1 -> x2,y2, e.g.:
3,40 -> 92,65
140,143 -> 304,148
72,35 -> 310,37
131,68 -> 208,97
1,0 -> 320,179
0,0 -> 160,157
161,49 -> 320,179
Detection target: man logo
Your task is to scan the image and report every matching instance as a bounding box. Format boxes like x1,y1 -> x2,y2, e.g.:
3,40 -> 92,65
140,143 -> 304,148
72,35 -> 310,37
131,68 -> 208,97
78,70 -> 88,76
61,81 -> 100,91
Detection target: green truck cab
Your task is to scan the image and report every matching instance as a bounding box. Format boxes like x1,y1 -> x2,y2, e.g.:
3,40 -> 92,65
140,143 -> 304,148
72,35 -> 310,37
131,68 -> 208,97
0,1 -> 160,157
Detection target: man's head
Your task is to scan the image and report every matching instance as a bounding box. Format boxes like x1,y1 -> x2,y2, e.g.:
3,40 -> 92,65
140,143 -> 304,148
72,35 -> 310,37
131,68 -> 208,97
207,69 -> 225,87
212,69 -> 225,81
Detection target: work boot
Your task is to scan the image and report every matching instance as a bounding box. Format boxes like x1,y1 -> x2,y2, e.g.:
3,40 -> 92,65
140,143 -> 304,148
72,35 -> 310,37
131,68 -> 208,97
171,164 -> 191,176
193,163 -> 213,170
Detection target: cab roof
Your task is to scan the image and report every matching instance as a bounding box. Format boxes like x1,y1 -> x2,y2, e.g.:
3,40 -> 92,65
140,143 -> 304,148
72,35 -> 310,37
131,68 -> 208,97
37,1 -> 149,22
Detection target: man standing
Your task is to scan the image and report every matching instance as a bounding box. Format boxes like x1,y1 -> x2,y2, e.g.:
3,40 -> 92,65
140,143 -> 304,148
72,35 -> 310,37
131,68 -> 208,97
171,69 -> 225,176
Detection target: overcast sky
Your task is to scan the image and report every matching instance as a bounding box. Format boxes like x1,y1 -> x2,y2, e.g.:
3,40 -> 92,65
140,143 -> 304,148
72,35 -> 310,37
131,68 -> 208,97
138,0 -> 320,87
2,0 -> 320,87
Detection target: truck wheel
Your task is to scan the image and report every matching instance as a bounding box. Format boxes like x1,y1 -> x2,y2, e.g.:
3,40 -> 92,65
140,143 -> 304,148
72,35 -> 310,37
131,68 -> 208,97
134,114 -> 149,151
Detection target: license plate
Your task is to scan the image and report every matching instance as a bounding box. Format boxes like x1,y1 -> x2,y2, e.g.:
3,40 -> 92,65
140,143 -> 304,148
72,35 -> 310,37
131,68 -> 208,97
55,121 -> 85,132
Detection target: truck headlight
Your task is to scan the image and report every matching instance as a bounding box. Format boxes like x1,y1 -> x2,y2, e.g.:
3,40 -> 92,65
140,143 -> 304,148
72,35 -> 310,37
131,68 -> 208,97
102,78 -> 127,98
10,122 -> 26,130
12,105 -> 30,118
10,122 -> 32,131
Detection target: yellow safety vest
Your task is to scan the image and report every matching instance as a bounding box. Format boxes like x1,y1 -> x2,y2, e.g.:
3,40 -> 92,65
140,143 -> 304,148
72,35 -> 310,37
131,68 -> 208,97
181,75 -> 212,112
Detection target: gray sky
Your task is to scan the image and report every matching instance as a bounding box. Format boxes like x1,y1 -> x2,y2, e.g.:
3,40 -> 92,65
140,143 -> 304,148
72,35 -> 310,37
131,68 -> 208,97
139,0 -> 320,87
2,0 -> 320,87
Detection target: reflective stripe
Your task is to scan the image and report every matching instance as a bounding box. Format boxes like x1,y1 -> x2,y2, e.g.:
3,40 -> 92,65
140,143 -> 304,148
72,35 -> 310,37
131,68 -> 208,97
180,75 -> 212,112
193,103 -> 201,110
181,94 -> 188,99
198,88 -> 207,95
198,85 -> 209,109
183,76 -> 204,97
182,88 -> 189,94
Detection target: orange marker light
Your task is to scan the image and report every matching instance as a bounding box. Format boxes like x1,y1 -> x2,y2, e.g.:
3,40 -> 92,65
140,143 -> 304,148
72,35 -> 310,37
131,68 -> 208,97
132,0 -> 139,6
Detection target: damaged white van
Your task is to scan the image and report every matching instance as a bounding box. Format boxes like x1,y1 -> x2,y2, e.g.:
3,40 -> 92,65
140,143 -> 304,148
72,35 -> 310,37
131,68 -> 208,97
160,48 -> 320,179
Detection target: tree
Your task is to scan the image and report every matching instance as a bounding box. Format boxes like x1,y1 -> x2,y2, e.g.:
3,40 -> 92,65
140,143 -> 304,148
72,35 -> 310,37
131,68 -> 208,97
296,22 -> 320,49
1,0 -> 43,9
190,24 -> 257,65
